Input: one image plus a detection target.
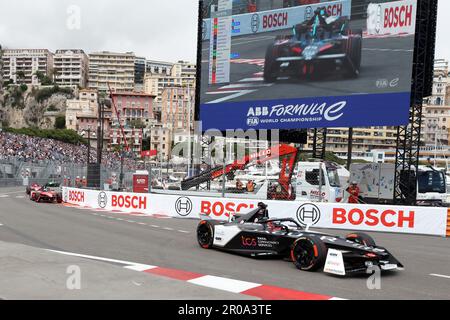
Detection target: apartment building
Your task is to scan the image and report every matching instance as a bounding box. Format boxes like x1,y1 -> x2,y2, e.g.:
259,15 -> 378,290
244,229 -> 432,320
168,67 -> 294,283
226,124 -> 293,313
111,92 -> 155,128
109,128 -> 143,155
65,89 -> 99,132
134,56 -> 146,92
147,125 -> 172,161
88,51 -> 135,93
428,59 -> 449,106
422,104 -> 450,146
303,127 -> 398,158
146,60 -> 173,76
171,61 -> 196,88
160,86 -> 195,132
53,49 -> 88,88
1,49 -> 53,85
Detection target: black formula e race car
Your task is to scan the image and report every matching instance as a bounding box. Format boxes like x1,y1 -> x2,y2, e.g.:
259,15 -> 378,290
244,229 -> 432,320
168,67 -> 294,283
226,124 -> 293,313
263,7 -> 362,82
197,203 -> 403,276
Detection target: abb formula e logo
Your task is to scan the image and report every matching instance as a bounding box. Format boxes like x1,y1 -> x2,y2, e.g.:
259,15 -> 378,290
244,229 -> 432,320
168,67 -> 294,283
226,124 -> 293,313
200,201 -> 255,217
111,194 -> 147,210
69,190 -> 85,203
332,208 -> 415,229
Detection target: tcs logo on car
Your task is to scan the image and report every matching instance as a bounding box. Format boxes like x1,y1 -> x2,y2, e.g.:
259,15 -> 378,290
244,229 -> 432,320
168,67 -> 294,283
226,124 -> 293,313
68,190 -> 84,203
333,208 -> 415,229
201,201 -> 255,217
111,195 -> 147,210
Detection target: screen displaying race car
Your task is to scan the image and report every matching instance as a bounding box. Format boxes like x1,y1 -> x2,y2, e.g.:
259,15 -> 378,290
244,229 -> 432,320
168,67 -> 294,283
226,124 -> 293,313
197,203 -> 404,276
198,0 -> 418,131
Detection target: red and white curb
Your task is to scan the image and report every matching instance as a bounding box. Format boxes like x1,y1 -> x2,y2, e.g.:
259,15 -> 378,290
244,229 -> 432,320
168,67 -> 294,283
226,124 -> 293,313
48,250 -> 345,300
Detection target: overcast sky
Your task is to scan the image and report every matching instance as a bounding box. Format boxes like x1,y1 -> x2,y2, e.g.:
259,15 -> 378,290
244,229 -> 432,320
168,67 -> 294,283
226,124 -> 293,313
0,0 -> 449,63
0,0 -> 199,63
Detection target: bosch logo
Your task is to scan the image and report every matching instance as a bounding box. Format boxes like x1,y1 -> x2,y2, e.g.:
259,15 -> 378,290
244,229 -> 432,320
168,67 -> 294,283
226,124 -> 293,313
98,192 -> 107,208
62,188 -> 68,202
251,14 -> 260,33
296,203 -> 321,227
175,197 -> 193,217
305,6 -> 313,20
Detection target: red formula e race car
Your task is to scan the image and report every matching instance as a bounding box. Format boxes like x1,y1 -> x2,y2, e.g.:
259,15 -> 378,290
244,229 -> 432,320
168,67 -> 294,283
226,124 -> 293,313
29,185 -> 62,203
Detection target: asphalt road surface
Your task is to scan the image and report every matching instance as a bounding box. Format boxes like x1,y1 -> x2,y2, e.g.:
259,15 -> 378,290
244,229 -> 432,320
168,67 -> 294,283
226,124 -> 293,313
200,30 -> 415,104
1,187 -> 450,300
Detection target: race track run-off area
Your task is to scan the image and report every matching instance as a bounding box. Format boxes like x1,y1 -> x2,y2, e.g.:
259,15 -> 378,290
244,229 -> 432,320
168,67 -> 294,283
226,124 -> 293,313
1,187 -> 450,300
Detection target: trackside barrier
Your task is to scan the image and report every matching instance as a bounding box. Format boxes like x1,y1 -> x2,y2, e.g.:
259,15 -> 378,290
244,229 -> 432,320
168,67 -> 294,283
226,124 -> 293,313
202,0 -> 351,41
63,187 -> 448,237
366,0 -> 417,36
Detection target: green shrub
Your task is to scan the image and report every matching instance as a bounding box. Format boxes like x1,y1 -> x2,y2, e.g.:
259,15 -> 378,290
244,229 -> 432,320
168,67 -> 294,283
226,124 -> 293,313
3,127 -> 87,145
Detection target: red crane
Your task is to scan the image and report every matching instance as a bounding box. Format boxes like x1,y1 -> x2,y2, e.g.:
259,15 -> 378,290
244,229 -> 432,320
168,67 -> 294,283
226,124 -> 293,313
181,144 -> 299,200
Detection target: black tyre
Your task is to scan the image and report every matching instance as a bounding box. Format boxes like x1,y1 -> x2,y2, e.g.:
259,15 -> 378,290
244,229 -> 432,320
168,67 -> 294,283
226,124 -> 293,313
291,236 -> 328,272
263,44 -> 278,83
346,232 -> 376,247
343,32 -> 362,78
197,221 -> 214,249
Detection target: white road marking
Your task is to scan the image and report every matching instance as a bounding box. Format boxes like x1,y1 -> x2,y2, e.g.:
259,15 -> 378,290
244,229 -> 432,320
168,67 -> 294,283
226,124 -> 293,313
239,77 -> 264,83
163,227 -> 174,231
188,275 -> 260,293
138,222 -> 147,226
48,250 -> 156,270
0,223 -> 3,226
206,90 -> 257,103
151,225 -> 160,228
15,196 -> 25,199
0,195 -> 10,198
363,48 -> 413,52
125,220 -> 136,223
430,273 -> 450,279
219,83 -> 272,89
178,230 -> 190,234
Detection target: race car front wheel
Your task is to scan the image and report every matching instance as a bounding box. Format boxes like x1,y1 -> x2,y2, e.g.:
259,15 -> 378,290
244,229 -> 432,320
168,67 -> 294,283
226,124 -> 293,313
291,236 -> 327,272
197,221 -> 214,249
346,232 -> 376,247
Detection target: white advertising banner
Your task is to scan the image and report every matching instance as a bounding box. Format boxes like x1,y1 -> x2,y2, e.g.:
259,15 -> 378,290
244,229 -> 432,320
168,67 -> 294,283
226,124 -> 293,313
202,0 -> 351,41
367,0 -> 417,36
63,187 -> 448,237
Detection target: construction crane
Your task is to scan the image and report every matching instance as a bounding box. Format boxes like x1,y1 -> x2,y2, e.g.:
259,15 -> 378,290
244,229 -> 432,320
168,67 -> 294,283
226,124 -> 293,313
181,144 -> 299,200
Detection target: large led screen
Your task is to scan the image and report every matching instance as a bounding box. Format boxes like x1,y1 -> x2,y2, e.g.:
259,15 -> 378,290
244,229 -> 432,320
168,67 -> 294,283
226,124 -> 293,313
197,0 -> 417,131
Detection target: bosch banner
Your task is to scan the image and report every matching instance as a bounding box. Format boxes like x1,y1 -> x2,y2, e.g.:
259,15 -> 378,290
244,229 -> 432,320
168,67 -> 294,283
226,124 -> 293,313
197,0 -> 418,131
63,187 -> 448,237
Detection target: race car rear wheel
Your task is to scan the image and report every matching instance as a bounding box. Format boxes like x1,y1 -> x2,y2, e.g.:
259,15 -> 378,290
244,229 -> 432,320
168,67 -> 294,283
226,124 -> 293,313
346,232 -> 376,247
343,31 -> 362,78
197,221 -> 214,249
291,236 -> 327,272
263,44 -> 278,83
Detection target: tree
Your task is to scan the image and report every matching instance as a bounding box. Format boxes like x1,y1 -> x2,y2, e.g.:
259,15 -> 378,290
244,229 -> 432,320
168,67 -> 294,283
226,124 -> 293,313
54,116 -> 66,129
16,71 -> 25,84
